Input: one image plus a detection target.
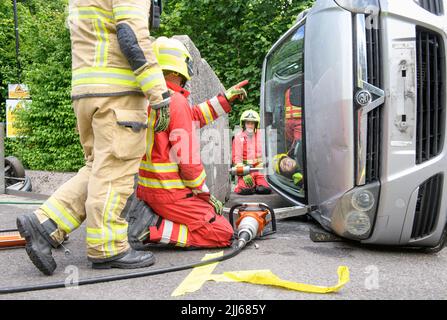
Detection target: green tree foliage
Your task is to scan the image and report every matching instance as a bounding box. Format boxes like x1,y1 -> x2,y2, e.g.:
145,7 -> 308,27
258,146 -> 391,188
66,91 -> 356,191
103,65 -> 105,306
156,0 -> 313,127
0,0 -> 312,171
0,0 -> 82,171
0,0 -> 20,123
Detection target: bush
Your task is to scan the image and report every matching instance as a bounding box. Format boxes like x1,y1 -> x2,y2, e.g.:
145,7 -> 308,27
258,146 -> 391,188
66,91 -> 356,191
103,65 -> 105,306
1,0 -> 83,171
156,0 -> 314,127
0,0 -> 313,171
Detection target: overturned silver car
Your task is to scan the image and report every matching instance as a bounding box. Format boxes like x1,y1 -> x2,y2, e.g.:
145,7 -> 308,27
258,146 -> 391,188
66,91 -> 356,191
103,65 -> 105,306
261,0 -> 447,250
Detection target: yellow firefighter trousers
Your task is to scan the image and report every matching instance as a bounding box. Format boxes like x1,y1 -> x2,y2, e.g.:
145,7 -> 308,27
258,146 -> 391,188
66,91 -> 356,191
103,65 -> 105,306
34,95 -> 148,261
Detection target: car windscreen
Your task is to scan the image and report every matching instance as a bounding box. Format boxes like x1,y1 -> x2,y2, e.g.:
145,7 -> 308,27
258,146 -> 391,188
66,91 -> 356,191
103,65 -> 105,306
264,24 -> 305,199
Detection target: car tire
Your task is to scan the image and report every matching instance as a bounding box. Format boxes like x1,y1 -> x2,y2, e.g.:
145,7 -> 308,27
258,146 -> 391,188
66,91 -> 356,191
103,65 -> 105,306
4,156 -> 26,188
5,156 -> 25,178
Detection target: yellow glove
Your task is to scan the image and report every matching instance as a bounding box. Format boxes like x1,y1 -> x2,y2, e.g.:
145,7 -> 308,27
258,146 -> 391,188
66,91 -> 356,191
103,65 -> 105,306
225,80 -> 249,103
243,175 -> 255,188
293,172 -> 303,185
154,106 -> 170,132
209,195 -> 223,215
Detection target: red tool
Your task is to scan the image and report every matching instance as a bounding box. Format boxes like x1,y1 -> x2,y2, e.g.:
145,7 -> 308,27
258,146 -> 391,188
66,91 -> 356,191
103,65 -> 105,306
0,229 -> 26,249
229,165 -> 264,177
228,203 -> 277,247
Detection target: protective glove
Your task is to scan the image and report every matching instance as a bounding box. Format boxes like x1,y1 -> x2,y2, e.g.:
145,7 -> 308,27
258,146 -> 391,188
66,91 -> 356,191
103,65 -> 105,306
154,106 -> 170,132
242,174 -> 255,188
196,192 -> 223,215
151,92 -> 171,110
292,172 -> 303,186
209,195 -> 224,215
225,80 -> 249,103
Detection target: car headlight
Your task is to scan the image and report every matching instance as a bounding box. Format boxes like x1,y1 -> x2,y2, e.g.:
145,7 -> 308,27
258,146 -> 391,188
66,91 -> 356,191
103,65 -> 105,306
345,211 -> 371,236
334,0 -> 380,14
351,189 -> 375,212
331,182 -> 380,240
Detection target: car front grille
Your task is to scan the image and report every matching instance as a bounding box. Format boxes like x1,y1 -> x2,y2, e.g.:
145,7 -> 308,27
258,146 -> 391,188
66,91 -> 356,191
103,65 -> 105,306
416,27 -> 445,164
411,174 -> 443,240
416,0 -> 444,15
365,15 -> 382,184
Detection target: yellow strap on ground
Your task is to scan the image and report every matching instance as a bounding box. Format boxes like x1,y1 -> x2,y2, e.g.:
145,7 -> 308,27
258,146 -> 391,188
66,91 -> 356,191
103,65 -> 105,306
171,251 -> 224,297
209,266 -> 350,294
172,251 -> 350,296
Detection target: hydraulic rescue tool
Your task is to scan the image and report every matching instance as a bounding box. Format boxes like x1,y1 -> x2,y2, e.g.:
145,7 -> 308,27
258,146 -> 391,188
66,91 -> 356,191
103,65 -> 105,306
0,202 -> 277,294
229,203 -> 276,248
229,165 -> 264,177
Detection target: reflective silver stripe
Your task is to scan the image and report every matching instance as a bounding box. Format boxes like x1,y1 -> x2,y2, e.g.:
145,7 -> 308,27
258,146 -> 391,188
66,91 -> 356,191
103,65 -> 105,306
71,9 -> 114,21
107,189 -> 120,256
114,10 -> 146,19
140,162 -> 179,172
161,220 -> 174,244
138,176 -> 185,189
158,49 -> 184,58
86,232 -> 103,240
183,170 -> 207,188
177,224 -> 188,247
139,73 -> 164,88
73,72 -> 135,81
209,96 -> 226,117
100,185 -> 121,257
116,227 -> 127,236
43,201 -> 77,232
95,18 -> 108,67
199,102 -> 213,124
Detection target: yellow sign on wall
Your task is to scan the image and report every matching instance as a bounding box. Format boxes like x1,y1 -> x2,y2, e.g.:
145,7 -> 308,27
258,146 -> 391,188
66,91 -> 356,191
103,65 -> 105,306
6,99 -> 30,138
8,84 -> 30,99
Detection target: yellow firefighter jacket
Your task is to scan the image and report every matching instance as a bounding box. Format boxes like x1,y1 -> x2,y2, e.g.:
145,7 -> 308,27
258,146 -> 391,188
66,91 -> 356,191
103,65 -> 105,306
68,0 -> 168,105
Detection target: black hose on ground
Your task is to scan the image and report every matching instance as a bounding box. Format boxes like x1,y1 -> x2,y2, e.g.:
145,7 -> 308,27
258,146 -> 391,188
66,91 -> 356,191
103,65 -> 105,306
0,240 -> 247,295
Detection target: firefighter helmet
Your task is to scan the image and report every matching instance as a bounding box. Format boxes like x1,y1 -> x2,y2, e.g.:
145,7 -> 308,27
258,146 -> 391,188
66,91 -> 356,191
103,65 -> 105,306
153,37 -> 194,81
240,109 -> 260,129
272,154 -> 288,174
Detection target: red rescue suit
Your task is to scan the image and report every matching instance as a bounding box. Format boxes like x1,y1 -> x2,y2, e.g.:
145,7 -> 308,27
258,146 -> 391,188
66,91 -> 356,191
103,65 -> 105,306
232,130 -> 270,194
137,82 -> 233,248
285,88 -> 303,148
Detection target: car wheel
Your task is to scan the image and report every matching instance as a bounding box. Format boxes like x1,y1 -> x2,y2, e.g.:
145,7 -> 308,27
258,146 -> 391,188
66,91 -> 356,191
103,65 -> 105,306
4,156 -> 26,188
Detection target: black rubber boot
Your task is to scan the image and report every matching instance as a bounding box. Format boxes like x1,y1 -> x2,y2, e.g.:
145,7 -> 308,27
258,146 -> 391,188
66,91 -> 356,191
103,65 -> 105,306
126,197 -> 161,251
91,249 -> 156,269
16,214 -> 59,276
255,186 -> 272,195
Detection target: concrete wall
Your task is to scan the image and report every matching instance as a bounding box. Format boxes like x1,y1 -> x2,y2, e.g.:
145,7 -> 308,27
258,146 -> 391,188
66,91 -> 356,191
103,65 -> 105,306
26,36 -> 232,201
174,35 -> 232,202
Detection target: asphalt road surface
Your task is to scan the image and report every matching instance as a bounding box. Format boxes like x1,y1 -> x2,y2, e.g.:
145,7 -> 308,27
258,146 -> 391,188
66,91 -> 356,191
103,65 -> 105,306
0,192 -> 446,300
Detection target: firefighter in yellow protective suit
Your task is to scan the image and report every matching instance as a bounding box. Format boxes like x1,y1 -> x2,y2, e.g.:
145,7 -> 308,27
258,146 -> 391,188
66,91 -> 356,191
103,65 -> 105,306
16,0 -> 169,275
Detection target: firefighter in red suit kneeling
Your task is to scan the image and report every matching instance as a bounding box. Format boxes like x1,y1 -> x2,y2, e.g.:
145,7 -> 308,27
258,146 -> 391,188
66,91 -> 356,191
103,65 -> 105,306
232,110 -> 271,195
125,37 -> 248,250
